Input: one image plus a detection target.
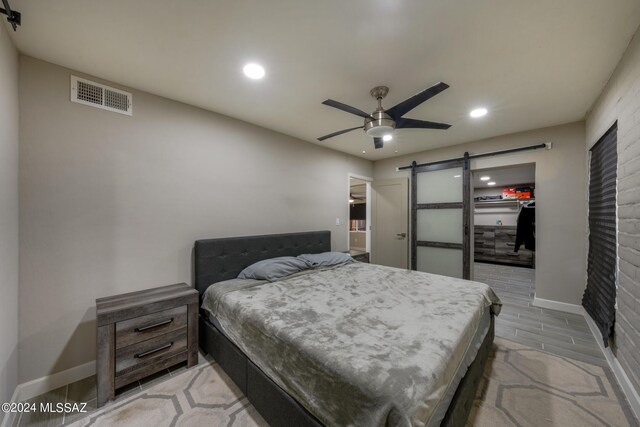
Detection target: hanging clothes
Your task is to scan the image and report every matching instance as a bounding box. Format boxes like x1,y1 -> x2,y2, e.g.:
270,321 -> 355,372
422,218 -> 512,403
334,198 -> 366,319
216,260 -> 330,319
515,202 -> 535,252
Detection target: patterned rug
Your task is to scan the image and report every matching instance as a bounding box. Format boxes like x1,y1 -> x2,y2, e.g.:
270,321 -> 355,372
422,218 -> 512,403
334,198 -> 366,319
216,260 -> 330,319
468,338 -> 638,427
68,361 -> 268,427
68,337 -> 637,426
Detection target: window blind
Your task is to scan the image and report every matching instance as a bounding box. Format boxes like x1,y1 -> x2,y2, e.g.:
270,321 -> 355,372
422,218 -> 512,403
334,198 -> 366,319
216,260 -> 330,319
582,123 -> 617,347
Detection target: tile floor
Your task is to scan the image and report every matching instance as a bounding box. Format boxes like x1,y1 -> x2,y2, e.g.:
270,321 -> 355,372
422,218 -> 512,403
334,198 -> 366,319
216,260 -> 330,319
9,263 -> 611,426
474,261 -> 607,366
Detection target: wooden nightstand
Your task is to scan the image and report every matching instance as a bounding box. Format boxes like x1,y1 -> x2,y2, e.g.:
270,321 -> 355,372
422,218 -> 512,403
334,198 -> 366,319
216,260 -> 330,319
347,250 -> 370,263
96,283 -> 199,407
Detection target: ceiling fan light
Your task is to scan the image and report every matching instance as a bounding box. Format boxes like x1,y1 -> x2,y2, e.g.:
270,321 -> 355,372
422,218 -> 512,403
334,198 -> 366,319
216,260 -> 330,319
382,134 -> 393,142
365,125 -> 394,138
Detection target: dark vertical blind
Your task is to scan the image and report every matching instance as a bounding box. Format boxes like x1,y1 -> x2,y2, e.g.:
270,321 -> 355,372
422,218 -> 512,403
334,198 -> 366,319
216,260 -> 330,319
582,123 -> 617,347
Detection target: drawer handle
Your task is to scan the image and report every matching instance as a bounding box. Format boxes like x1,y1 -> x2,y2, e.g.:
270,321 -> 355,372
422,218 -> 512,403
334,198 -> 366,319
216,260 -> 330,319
135,318 -> 173,333
135,342 -> 173,359
505,243 -> 515,247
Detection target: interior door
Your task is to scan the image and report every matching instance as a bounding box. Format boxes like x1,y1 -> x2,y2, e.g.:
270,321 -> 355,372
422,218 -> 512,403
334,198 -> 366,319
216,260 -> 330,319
411,154 -> 470,279
372,178 -> 408,268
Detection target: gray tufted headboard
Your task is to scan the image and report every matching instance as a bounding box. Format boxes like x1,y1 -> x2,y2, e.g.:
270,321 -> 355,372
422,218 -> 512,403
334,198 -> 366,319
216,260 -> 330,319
194,230 -> 331,297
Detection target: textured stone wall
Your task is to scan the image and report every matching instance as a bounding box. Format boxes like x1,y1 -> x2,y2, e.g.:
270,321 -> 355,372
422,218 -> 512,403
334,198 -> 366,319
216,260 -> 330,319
587,27 -> 640,393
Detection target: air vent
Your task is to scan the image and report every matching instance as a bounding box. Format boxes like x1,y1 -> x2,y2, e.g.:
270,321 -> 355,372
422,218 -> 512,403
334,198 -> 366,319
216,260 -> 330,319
71,76 -> 132,116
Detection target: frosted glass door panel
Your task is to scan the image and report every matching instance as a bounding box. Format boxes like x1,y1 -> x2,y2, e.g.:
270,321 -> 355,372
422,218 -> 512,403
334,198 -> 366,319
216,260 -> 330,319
416,246 -> 463,278
416,209 -> 462,243
416,167 -> 463,204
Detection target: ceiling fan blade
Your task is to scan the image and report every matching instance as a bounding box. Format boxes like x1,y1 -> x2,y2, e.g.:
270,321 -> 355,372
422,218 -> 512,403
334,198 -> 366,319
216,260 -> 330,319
322,99 -> 374,119
317,126 -> 363,141
373,137 -> 384,149
395,117 -> 451,130
386,82 -> 449,119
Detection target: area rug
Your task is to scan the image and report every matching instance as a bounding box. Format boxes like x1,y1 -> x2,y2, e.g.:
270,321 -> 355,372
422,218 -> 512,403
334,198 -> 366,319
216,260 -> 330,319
68,337 -> 637,426
67,361 -> 268,427
467,337 -> 638,427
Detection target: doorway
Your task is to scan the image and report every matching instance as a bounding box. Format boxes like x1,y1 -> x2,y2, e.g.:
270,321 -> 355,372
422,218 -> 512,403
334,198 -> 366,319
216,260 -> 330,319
348,174 -> 372,257
472,164 -> 536,303
372,178 -> 409,268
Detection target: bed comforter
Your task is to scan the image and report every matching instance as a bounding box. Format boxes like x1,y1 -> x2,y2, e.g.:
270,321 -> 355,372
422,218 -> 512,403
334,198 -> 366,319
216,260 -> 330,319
202,262 -> 501,427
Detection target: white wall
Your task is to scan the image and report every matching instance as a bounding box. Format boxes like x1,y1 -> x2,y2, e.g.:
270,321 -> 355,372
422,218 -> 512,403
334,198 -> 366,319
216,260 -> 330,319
374,122 -> 587,304
586,25 -> 640,394
0,24 -> 19,417
18,56 -> 372,383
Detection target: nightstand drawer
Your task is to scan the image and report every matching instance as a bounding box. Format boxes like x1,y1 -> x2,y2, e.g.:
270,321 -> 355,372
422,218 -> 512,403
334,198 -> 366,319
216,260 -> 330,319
116,306 -> 187,349
115,328 -> 187,376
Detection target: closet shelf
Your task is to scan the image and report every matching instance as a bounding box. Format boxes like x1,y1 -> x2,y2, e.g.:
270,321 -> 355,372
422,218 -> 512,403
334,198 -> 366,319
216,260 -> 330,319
474,198 -> 534,208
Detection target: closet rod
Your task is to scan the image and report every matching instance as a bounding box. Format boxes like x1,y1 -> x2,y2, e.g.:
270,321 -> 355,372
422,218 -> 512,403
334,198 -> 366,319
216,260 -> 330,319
397,142 -> 551,171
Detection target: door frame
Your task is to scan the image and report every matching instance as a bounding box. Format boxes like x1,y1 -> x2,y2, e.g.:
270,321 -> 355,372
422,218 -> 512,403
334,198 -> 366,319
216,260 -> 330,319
347,173 -> 373,253
410,153 -> 471,279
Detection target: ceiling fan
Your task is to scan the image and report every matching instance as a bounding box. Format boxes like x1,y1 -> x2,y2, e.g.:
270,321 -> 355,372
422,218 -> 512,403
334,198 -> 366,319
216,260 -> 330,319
318,82 -> 451,149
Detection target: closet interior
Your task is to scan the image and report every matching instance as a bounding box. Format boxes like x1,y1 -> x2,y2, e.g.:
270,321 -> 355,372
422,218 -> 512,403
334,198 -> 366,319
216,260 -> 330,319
473,164 -> 535,268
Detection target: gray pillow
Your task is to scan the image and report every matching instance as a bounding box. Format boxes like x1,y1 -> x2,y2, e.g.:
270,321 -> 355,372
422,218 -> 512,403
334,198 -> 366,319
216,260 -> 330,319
237,256 -> 310,281
298,252 -> 353,268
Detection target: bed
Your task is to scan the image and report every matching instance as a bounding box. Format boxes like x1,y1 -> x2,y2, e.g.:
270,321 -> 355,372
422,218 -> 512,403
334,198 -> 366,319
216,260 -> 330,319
195,231 -> 499,427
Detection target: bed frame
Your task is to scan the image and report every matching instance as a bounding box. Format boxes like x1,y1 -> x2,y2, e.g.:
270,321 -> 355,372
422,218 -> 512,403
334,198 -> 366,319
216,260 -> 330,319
194,230 -> 494,427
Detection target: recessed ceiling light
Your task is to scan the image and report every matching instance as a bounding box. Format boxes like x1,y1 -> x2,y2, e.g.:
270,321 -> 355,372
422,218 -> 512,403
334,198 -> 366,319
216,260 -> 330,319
454,174 -> 462,178
487,181 -> 496,186
383,134 -> 393,142
394,150 -> 398,153
480,176 -> 491,181
362,150 -> 366,154
470,108 -> 488,118
243,63 -> 265,79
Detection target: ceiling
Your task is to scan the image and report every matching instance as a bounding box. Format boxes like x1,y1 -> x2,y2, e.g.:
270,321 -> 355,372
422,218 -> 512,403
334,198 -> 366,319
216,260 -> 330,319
473,164 -> 535,189
6,1 -> 640,161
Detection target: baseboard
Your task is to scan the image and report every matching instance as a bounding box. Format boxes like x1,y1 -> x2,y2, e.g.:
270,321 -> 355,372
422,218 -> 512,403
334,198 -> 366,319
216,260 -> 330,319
583,312 -> 640,420
12,361 -> 95,404
532,296 -> 584,315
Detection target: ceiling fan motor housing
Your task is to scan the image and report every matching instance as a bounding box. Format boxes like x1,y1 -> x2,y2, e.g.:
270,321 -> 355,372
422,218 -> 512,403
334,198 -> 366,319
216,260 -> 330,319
365,110 -> 395,137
